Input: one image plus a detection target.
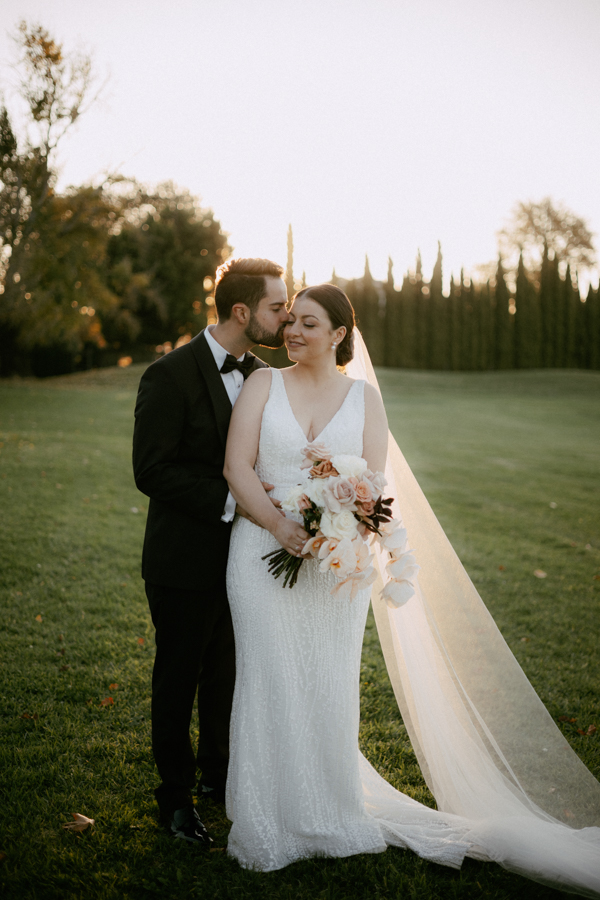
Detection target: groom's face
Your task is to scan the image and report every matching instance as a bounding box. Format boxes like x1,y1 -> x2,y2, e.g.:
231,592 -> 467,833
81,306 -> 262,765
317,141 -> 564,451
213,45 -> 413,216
245,276 -> 290,348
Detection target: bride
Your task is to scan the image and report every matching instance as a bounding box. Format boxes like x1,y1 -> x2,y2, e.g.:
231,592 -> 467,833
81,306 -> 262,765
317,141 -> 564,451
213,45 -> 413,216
223,284 -> 600,895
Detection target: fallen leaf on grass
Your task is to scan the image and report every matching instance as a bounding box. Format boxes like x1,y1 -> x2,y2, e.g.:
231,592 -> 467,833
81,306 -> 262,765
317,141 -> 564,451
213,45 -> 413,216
137,638 -> 145,646
520,637 -> 531,643
62,813 -> 95,833
35,614 -> 43,622
99,696 -> 114,707
60,665 -> 70,672
498,565 -> 505,571
19,713 -> 38,720
594,575 -> 600,581
109,683 -> 119,690
0,851 -> 6,864
559,716 -> 577,723
533,570 -> 547,579
577,725 -> 597,736
210,848 -> 226,853
56,648 -> 65,656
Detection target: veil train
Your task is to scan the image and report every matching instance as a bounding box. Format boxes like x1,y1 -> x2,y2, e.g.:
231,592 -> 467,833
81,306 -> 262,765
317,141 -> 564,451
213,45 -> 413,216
346,329 -> 600,897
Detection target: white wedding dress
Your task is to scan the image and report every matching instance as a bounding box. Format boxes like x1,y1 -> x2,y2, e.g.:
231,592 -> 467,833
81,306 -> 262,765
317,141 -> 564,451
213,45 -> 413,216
225,363 -> 600,895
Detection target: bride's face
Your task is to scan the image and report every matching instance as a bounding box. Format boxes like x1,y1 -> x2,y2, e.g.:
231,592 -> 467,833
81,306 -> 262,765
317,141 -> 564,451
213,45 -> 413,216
284,297 -> 345,363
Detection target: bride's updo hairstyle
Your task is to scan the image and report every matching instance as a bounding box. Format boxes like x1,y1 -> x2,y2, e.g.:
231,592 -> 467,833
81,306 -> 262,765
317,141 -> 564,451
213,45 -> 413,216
293,284 -> 355,366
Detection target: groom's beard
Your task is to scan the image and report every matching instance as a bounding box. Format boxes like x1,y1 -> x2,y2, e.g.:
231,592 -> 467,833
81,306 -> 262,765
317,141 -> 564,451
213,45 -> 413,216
245,314 -> 288,349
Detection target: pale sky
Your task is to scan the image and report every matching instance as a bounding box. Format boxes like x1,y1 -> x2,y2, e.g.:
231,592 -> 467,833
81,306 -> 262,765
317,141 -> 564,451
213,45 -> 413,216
1,0 -> 599,289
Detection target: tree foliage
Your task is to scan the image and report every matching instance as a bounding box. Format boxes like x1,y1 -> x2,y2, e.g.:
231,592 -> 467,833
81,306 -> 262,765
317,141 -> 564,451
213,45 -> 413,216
499,197 -> 596,276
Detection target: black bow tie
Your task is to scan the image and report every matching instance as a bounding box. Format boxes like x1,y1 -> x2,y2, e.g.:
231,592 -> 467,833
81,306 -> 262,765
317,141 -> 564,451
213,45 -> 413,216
220,353 -> 255,379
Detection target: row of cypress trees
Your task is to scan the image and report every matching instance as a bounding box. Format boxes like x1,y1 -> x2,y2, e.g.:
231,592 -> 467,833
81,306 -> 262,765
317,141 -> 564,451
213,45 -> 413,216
339,246 -> 599,371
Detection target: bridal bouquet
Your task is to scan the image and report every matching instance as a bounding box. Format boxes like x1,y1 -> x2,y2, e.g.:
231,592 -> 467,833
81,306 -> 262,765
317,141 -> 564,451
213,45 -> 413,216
262,441 -> 418,606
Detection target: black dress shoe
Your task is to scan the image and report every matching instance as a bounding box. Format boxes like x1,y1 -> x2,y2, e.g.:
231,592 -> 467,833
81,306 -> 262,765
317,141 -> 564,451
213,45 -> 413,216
168,805 -> 213,847
198,783 -> 226,805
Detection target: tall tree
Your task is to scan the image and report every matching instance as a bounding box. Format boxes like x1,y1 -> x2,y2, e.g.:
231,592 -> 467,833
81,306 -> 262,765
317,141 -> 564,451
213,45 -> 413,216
498,197 -> 596,277
428,242 -> 448,369
285,224 -> 294,300
514,253 -> 540,368
106,184 -> 230,348
383,257 -> 401,367
359,255 -> 384,365
493,255 -> 513,368
0,21 -> 97,374
539,243 -> 554,366
413,250 -> 426,368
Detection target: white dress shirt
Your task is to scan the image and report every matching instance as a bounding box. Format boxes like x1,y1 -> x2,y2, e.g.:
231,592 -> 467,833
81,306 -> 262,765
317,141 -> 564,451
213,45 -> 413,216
204,325 -> 246,523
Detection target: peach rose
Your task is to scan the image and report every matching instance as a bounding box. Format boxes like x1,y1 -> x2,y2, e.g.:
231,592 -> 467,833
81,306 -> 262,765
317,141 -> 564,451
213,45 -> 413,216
300,441 -> 332,469
324,477 -> 357,513
354,481 -> 373,505
310,460 -> 339,479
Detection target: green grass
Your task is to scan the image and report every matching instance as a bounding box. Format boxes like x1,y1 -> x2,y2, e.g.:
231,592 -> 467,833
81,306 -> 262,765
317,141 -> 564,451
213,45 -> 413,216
0,365 -> 598,899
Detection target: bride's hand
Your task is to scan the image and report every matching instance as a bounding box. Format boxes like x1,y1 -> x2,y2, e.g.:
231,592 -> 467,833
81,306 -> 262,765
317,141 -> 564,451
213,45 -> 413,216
273,517 -> 309,557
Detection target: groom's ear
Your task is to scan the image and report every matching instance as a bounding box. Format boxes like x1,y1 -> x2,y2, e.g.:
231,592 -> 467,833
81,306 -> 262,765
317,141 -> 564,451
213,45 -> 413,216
231,303 -> 250,326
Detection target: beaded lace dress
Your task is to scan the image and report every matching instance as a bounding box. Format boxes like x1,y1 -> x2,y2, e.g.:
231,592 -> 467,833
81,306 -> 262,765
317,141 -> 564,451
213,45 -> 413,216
226,369 -> 471,872
225,366 -> 600,894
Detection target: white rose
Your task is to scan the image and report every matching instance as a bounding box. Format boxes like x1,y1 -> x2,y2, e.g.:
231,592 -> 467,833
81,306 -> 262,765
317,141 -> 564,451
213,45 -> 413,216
320,509 -> 359,541
306,477 -> 327,508
330,454 -> 368,479
282,483 -> 307,513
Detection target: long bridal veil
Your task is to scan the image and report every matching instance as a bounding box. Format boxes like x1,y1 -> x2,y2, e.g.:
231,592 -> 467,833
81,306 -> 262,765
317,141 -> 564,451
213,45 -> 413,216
346,330 -> 600,897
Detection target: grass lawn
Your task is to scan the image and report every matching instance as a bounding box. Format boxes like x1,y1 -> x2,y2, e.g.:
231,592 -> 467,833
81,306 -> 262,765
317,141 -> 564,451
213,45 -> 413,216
0,365 -> 598,900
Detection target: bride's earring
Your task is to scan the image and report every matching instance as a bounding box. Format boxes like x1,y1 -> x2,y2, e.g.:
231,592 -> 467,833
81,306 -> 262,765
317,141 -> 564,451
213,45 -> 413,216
331,342 -> 337,350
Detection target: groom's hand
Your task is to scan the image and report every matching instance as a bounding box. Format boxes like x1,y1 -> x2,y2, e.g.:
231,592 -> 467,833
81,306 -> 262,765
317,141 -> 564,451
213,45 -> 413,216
235,482 -> 283,527
260,482 -> 282,510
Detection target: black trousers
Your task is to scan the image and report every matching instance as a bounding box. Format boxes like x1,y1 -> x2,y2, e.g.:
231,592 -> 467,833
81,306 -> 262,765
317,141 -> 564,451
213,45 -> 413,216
145,579 -> 236,817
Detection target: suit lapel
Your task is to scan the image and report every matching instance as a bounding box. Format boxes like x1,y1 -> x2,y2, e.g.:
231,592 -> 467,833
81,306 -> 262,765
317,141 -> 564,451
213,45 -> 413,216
190,331 -> 270,448
191,331 -> 232,449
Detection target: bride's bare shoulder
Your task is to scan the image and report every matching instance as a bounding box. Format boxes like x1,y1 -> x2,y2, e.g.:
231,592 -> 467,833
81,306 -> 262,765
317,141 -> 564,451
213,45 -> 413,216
236,366 -> 272,406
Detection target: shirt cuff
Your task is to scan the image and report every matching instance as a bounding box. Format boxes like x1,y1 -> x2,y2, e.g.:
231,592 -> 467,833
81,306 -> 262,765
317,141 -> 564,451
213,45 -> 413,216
221,490 -> 237,523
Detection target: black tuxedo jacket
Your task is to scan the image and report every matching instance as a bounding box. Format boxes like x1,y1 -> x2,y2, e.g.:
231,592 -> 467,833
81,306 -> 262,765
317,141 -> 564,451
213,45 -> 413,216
132,330 -> 268,591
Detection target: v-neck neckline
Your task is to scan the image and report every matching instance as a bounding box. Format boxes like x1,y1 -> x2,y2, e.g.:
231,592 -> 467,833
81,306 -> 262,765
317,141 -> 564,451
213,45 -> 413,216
278,370 -> 359,443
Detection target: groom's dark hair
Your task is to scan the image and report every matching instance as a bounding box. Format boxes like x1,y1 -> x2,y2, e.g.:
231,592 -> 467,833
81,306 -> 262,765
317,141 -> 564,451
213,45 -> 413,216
214,257 -> 285,321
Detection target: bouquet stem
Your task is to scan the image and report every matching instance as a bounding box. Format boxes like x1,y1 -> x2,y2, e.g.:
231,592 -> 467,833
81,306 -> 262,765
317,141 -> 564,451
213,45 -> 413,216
262,548 -> 304,588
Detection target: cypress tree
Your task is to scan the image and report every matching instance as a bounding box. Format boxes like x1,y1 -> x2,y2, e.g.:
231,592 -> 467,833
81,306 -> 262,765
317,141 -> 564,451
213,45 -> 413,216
585,284 -> 600,369
383,257 -> 401,367
469,279 -> 482,370
463,272 -> 477,371
479,280 -> 494,370
413,250 -> 426,368
449,274 -> 459,370
361,255 -> 385,365
562,265 -> 576,368
429,242 -> 449,369
539,242 -> 557,366
514,253 -> 540,368
285,224 -> 294,300
493,255 -> 513,368
401,272 -> 418,368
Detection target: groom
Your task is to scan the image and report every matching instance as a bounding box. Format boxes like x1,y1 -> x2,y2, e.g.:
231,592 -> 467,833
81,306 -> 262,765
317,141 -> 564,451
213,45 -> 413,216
133,257 -> 289,844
